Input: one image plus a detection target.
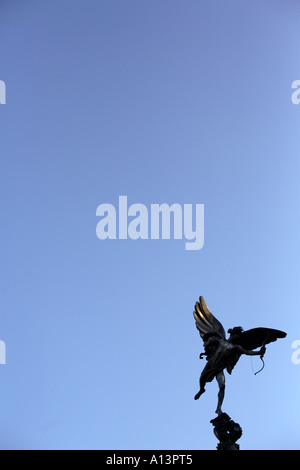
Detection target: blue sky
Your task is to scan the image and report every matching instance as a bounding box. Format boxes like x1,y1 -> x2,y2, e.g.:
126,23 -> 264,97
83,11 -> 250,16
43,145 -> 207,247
0,0 -> 300,449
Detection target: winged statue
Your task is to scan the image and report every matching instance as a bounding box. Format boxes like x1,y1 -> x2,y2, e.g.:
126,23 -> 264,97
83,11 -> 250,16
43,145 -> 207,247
193,296 -> 286,415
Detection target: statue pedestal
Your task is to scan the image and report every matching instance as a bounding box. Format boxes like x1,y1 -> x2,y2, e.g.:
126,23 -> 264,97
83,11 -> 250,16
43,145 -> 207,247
210,413 -> 242,450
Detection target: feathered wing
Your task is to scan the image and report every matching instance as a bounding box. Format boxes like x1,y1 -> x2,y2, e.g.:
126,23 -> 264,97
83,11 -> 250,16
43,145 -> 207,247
226,327 -> 287,374
193,296 -> 226,340
237,327 -> 286,350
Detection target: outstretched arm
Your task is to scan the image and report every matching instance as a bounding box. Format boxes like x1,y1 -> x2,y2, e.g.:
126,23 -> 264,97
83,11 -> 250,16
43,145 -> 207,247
235,345 -> 266,357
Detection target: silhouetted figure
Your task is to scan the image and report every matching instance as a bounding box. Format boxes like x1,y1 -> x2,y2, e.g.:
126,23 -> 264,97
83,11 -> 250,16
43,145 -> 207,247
193,296 -> 286,415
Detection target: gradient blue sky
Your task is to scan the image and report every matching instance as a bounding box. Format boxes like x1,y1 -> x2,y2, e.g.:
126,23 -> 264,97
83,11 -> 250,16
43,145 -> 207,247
0,0 -> 300,450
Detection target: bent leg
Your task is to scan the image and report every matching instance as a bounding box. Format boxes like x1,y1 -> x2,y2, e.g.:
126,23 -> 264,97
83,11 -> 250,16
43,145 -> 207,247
194,362 -> 214,400
194,378 -> 206,400
215,371 -> 225,415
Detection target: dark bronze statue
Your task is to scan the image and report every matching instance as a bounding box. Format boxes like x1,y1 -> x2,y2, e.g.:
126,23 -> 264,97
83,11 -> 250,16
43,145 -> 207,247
211,413 -> 243,450
193,296 -> 286,415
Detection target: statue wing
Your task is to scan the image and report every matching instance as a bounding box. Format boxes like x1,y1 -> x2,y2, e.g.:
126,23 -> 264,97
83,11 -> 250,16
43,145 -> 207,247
193,296 -> 226,340
237,327 -> 286,350
226,327 -> 286,374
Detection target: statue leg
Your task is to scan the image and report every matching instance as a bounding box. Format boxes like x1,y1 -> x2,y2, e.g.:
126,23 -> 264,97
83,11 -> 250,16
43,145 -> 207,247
194,362 -> 213,400
215,371 -> 225,415
194,377 -> 206,400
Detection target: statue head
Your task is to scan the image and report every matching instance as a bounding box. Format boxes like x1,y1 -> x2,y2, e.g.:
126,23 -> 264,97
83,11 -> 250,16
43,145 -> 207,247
228,326 -> 243,343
